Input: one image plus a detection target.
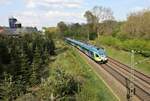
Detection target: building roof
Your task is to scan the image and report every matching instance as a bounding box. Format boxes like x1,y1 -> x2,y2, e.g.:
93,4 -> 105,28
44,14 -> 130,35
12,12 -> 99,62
15,21 -> 21,24
0,26 -> 38,35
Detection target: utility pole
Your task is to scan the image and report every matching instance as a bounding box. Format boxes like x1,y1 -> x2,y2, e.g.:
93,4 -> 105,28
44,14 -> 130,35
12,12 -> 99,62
87,26 -> 89,41
126,50 -> 150,101
127,50 -> 135,101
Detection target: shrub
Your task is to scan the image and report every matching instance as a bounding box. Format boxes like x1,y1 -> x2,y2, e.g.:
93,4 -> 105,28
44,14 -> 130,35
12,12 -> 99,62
89,32 -> 97,40
37,68 -> 81,100
97,36 -> 150,57
97,36 -> 122,49
123,39 -> 146,51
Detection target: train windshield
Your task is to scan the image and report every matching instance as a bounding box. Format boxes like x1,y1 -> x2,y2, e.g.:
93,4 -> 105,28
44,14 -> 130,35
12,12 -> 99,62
96,54 -> 99,57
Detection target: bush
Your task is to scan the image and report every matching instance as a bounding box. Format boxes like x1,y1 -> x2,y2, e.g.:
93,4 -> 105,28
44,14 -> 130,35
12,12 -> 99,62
89,32 -> 97,40
123,39 -> 146,51
97,36 -> 122,49
37,68 -> 81,100
97,36 -> 150,57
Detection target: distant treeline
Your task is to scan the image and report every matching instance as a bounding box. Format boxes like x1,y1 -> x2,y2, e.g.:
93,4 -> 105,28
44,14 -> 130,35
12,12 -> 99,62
0,33 -> 55,100
56,8 -> 150,40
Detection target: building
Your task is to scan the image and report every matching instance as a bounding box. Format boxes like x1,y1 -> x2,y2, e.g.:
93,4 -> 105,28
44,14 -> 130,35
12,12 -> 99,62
14,27 -> 38,35
9,17 -> 17,28
15,21 -> 22,28
0,17 -> 38,36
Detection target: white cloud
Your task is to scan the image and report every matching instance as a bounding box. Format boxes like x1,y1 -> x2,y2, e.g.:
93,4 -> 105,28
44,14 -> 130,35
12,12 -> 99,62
2,0 -> 85,29
14,11 -> 40,27
13,10 -> 85,29
131,6 -> 145,12
26,1 -> 36,8
131,6 -> 150,13
45,10 -> 81,18
0,0 -> 11,5
25,0 -> 83,9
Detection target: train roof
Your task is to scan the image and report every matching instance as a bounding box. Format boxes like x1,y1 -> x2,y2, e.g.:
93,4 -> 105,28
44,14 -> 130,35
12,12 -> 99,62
66,38 -> 105,54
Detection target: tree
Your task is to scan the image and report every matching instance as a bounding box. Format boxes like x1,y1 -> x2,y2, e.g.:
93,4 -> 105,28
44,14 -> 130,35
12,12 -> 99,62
99,20 -> 118,35
92,6 -> 114,23
0,39 -> 11,75
84,10 -> 97,39
0,72 -> 14,101
37,68 -> 80,100
121,9 -> 150,39
84,6 -> 114,37
30,47 -> 41,86
0,41 -> 10,64
84,11 -> 96,25
57,21 -> 68,36
0,33 -> 56,100
20,50 -> 32,91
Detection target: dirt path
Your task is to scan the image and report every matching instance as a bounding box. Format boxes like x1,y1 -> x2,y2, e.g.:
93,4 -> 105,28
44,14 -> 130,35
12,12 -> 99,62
77,49 -> 140,101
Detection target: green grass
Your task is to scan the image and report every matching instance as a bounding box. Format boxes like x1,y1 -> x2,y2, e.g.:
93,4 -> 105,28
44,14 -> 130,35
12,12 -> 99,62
102,46 -> 150,75
51,41 -> 118,101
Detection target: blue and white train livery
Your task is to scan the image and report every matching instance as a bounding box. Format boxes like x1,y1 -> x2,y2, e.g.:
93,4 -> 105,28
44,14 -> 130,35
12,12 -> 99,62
65,38 -> 108,63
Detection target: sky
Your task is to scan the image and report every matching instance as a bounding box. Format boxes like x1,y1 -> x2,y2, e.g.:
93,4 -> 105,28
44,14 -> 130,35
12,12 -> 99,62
0,0 -> 150,29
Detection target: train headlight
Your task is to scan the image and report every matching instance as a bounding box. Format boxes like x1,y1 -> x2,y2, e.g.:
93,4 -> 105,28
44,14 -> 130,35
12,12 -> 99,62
101,56 -> 107,61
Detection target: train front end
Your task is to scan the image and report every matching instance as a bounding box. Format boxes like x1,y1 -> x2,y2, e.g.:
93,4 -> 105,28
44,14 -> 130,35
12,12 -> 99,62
95,49 -> 108,63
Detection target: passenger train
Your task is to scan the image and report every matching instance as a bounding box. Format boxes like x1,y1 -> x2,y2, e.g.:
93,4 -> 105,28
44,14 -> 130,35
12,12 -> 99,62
65,38 -> 108,63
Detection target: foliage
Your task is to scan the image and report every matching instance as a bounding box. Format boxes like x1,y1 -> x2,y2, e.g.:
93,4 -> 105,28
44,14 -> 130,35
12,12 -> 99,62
0,72 -> 14,101
96,36 -> 150,57
0,33 -> 55,100
121,9 -> 150,39
57,22 -> 89,40
84,10 -> 97,34
99,20 -> 120,36
44,27 -> 60,39
57,21 -> 68,36
89,32 -> 97,40
37,68 -> 80,100
84,6 -> 114,37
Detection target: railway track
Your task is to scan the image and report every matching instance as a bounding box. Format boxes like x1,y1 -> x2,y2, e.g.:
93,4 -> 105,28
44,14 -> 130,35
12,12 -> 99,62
100,57 -> 150,101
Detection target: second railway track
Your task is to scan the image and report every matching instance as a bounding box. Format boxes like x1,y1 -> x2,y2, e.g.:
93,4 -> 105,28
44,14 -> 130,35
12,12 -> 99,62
108,57 -> 150,85
99,58 -> 150,101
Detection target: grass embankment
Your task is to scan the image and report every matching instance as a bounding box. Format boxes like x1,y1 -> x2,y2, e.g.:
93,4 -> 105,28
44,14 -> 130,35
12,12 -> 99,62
52,41 -> 118,101
94,37 -> 150,75
105,46 -> 150,75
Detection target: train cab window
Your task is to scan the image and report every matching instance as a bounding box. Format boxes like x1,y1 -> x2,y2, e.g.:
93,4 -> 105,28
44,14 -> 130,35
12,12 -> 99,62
96,54 -> 99,57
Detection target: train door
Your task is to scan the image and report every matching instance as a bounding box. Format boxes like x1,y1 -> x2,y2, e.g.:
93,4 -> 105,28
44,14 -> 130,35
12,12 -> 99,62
88,51 -> 94,58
